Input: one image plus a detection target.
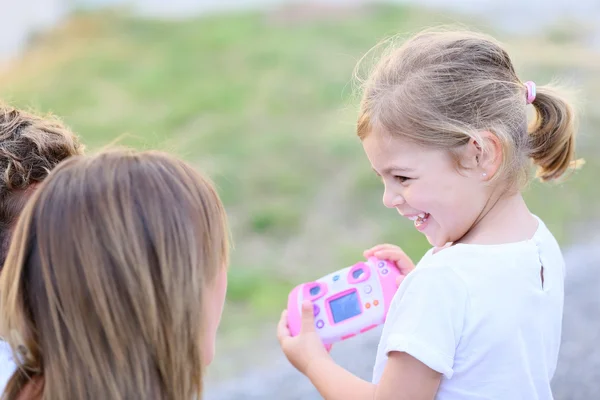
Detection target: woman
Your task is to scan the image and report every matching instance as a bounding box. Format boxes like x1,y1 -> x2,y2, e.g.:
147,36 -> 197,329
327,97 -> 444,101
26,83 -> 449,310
0,149 -> 229,399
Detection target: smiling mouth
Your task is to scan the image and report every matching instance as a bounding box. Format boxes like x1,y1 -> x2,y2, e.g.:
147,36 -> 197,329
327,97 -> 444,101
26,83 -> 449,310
407,213 -> 430,226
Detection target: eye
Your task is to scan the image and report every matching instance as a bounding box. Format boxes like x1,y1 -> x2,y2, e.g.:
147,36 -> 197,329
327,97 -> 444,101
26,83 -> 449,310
394,175 -> 411,183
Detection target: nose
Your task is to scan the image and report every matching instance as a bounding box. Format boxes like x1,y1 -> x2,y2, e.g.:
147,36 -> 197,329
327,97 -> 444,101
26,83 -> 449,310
383,186 -> 405,209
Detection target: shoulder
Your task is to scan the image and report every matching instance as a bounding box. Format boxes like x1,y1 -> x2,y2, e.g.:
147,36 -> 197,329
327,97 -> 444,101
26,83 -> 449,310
391,252 -> 472,317
422,239 -> 541,271
403,262 -> 467,291
381,258 -> 470,380
392,264 -> 470,317
407,248 -> 473,294
420,243 -> 486,268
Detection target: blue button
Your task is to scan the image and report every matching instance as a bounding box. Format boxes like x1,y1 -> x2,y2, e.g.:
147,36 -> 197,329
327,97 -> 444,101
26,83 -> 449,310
313,304 -> 320,317
352,268 -> 364,279
364,285 -> 372,294
309,286 -> 321,296
381,268 -> 388,275
333,275 -> 340,281
316,320 -> 324,329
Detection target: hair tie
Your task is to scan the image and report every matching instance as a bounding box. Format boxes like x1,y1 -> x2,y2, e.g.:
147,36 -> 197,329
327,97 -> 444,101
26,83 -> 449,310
524,81 -> 536,104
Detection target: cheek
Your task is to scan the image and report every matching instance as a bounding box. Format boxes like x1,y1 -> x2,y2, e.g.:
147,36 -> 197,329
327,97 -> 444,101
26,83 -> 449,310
216,270 -> 228,316
416,177 -> 467,219
434,177 -> 483,224
211,270 -> 228,329
202,269 -> 228,366
404,183 -> 436,210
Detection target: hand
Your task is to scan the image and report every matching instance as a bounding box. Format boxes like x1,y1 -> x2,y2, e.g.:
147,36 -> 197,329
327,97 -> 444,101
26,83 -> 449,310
277,300 -> 332,375
364,243 -> 416,286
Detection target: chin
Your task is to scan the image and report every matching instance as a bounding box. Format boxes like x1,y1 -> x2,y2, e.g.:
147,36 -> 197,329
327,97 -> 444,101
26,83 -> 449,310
202,338 -> 216,367
204,348 -> 215,367
425,233 -> 448,249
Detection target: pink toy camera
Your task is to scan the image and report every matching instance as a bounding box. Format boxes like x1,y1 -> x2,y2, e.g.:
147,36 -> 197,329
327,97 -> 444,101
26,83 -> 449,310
286,257 -> 400,345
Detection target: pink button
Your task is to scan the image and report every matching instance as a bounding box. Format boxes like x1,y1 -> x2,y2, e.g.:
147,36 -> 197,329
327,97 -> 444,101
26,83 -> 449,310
341,333 -> 356,340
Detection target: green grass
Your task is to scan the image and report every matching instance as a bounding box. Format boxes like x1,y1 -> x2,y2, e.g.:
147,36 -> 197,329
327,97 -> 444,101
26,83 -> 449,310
1,5 -> 599,355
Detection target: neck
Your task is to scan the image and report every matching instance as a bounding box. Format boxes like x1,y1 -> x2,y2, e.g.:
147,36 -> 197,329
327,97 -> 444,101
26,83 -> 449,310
457,191 -> 538,246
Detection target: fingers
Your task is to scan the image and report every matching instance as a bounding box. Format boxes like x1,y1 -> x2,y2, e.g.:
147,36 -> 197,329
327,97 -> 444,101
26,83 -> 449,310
363,243 -> 395,258
277,309 -> 291,343
371,247 -> 407,261
300,300 -> 316,334
373,248 -> 410,262
373,249 -> 413,271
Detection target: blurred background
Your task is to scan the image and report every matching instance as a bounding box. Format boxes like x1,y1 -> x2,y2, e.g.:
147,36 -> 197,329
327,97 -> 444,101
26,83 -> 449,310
1,1 -> 598,399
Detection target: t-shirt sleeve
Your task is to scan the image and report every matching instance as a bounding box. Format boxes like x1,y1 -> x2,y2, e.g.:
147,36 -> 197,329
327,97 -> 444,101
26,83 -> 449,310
382,266 -> 469,379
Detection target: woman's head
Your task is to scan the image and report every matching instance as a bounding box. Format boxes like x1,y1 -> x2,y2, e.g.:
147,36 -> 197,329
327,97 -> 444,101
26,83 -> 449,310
357,28 -> 580,246
0,149 -> 229,400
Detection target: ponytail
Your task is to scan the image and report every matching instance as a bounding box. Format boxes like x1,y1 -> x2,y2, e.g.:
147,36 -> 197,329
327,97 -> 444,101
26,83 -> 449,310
527,84 -> 583,182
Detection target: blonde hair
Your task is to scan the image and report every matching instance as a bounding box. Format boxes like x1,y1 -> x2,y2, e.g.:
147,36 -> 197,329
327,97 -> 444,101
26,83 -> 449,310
0,149 -> 229,400
356,28 -> 581,185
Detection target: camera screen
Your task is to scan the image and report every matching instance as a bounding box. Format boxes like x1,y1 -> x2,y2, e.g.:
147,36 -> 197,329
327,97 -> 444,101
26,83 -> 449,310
329,290 -> 361,324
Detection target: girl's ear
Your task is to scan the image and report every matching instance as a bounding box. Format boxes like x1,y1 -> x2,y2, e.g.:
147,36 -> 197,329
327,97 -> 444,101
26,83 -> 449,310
462,132 -> 502,180
478,131 -> 503,180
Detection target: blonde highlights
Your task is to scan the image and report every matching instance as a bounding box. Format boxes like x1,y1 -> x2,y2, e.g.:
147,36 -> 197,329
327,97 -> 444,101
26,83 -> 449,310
355,28 -> 581,186
0,149 -> 229,400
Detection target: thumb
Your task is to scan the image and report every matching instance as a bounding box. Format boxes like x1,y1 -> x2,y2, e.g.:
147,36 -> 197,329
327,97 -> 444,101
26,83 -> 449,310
300,300 -> 316,333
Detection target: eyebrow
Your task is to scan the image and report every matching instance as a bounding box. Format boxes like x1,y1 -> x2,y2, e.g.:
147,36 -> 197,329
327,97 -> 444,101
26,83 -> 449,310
372,166 -> 414,176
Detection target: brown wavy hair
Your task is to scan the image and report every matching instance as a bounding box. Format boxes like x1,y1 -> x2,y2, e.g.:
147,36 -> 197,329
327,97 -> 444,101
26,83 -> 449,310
0,103 -> 84,267
0,149 -> 229,400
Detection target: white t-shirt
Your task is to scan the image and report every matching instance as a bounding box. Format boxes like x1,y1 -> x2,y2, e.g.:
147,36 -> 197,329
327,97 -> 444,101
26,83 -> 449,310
0,340 -> 15,393
372,215 -> 565,400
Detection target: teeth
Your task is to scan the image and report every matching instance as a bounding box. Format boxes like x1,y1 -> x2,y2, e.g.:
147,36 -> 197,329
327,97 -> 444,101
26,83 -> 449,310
407,213 -> 428,221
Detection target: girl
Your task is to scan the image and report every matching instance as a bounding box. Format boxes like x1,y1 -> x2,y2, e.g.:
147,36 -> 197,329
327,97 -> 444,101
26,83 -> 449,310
277,28 -> 581,400
0,149 -> 229,400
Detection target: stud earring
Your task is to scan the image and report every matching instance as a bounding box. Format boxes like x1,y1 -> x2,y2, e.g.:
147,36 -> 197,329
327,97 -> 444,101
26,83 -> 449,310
482,172 -> 487,177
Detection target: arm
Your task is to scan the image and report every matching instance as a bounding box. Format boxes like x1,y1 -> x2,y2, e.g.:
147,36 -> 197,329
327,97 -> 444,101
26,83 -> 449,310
305,351 -> 441,400
279,267 -> 464,400
278,301 -> 441,400
305,357 -> 375,400
376,352 -> 441,400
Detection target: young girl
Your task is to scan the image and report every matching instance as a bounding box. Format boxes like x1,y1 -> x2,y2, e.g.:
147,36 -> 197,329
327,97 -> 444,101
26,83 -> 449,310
277,28 -> 580,399
0,149 -> 229,400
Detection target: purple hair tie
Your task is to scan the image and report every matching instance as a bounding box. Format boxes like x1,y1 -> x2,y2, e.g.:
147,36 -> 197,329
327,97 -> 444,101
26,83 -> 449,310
524,81 -> 536,104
